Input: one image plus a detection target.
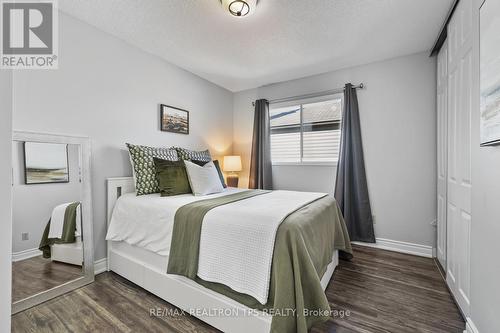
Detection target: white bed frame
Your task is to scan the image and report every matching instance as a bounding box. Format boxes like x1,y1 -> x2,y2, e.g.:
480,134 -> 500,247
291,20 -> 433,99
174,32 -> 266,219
51,236 -> 83,266
106,177 -> 339,333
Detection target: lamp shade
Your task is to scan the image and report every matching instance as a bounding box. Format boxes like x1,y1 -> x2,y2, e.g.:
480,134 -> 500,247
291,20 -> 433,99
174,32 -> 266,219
223,156 -> 242,172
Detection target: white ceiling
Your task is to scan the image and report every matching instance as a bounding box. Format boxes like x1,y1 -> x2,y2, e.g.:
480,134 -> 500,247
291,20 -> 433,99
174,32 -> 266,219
59,0 -> 452,92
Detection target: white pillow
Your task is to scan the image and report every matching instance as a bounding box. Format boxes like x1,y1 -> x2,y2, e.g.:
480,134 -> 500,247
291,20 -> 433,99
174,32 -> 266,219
184,160 -> 224,196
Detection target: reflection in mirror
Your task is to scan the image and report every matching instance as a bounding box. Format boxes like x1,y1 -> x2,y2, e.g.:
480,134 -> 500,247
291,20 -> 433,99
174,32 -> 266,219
11,141 -> 85,303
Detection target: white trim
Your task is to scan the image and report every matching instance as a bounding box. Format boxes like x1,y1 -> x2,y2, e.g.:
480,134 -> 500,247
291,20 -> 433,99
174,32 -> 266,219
464,318 -> 479,333
352,238 -> 434,258
12,248 -> 42,262
14,250 -> 108,275
94,258 -> 108,275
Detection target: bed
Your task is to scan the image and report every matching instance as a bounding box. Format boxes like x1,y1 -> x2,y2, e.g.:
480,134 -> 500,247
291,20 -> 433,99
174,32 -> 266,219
52,203 -> 83,266
51,236 -> 83,266
106,177 -> 351,333
39,202 -> 84,266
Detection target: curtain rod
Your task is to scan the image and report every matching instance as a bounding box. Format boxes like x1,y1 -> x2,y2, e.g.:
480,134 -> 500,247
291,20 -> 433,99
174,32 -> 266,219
252,83 -> 364,106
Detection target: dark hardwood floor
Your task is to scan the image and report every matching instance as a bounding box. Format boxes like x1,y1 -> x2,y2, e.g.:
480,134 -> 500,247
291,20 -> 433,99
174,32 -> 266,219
12,256 -> 83,303
12,245 -> 465,332
312,246 -> 465,333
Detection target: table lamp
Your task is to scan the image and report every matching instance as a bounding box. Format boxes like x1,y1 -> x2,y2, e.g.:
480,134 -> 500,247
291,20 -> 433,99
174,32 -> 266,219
223,156 -> 242,187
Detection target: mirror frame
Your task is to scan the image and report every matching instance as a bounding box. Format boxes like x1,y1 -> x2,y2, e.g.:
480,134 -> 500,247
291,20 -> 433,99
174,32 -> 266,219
12,131 -> 95,314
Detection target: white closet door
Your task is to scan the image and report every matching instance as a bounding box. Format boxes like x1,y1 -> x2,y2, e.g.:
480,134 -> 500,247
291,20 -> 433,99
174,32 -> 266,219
446,0 -> 472,316
437,41 -> 448,270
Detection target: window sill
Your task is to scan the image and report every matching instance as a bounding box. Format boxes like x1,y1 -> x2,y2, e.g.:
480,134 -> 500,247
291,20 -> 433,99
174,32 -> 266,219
272,162 -> 338,167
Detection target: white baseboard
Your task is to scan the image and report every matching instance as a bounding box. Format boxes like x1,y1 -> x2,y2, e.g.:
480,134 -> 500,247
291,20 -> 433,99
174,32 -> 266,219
13,249 -> 108,275
465,318 -> 479,333
13,251 -> 108,276
12,248 -> 43,262
352,238 -> 434,258
94,258 -> 108,275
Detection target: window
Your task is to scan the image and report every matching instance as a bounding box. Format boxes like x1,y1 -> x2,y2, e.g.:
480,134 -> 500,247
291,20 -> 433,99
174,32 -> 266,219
270,96 -> 342,164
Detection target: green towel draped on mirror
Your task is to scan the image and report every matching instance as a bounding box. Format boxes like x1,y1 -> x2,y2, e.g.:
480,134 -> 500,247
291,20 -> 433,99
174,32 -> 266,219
39,202 -> 80,259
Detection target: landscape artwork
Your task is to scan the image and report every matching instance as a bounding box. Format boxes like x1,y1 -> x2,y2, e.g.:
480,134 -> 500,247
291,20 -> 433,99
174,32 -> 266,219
480,0 -> 500,146
161,104 -> 189,135
24,142 -> 69,184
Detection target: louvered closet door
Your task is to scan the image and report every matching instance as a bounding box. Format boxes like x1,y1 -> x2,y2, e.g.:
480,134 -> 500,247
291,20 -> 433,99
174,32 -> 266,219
446,0 -> 472,316
437,41 -> 448,270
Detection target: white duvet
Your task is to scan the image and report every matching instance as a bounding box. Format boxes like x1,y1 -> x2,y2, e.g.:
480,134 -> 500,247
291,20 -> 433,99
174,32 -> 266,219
106,188 -> 244,255
197,190 -> 327,304
106,188 -> 327,304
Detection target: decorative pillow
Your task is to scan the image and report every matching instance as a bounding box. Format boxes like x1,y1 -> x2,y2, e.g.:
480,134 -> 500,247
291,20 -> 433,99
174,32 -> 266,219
126,143 -> 178,195
153,158 -> 192,197
184,160 -> 224,196
174,147 -> 212,162
191,159 -> 227,188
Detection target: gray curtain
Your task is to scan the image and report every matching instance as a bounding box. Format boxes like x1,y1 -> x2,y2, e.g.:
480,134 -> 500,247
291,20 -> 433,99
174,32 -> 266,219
335,83 -> 375,243
249,99 -> 273,190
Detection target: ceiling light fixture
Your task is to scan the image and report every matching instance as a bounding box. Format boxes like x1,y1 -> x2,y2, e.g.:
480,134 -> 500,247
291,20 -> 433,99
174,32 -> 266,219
221,0 -> 256,17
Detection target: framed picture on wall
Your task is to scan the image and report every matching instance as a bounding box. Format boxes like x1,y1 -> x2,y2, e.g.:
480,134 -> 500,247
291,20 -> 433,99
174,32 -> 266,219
160,104 -> 189,135
23,142 -> 69,184
480,0 -> 500,146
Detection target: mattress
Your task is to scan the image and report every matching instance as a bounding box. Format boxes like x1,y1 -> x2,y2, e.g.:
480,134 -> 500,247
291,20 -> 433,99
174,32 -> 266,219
107,188 -> 340,295
51,236 -> 83,266
107,187 -> 342,333
111,240 -> 168,272
106,188 -> 244,255
109,240 -> 338,291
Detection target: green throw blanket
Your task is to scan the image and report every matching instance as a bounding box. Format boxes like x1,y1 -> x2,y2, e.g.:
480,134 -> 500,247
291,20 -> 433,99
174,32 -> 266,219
168,190 -> 352,333
39,202 -> 80,258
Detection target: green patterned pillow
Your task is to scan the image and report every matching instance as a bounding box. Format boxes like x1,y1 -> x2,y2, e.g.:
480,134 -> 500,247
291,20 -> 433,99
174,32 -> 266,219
127,143 -> 178,195
173,147 -> 212,162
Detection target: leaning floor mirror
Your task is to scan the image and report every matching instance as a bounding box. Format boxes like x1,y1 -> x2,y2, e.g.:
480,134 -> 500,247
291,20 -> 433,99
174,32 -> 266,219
11,131 -> 94,314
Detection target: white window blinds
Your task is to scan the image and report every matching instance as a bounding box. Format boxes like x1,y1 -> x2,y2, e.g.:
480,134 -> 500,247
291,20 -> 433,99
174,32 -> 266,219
270,97 -> 342,163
